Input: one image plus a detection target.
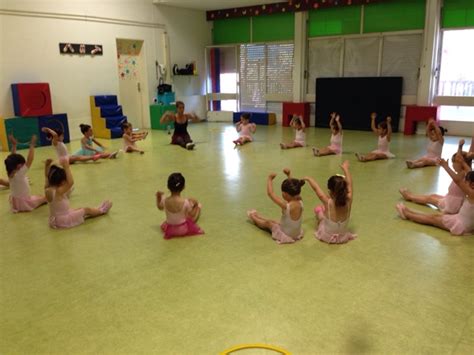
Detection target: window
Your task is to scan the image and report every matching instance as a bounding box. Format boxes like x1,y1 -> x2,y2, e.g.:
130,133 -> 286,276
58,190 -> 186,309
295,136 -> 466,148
240,43 -> 294,112
437,29 -> 474,122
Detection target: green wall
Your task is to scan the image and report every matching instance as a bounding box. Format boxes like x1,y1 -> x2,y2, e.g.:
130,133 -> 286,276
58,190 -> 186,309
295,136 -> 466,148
442,0 -> 474,28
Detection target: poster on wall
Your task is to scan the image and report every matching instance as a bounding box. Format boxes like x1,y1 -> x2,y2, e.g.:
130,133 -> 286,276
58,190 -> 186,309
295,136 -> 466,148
59,43 -> 103,56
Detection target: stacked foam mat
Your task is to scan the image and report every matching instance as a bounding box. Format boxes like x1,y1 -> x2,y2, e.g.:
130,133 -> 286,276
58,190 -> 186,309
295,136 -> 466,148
0,83 -> 70,151
90,96 -> 128,139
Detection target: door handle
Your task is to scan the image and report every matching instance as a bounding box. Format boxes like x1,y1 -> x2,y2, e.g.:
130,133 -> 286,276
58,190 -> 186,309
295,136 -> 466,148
137,82 -> 141,92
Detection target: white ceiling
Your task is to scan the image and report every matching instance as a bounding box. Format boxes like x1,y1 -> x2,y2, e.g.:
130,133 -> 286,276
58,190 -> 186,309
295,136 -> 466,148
153,0 -> 285,11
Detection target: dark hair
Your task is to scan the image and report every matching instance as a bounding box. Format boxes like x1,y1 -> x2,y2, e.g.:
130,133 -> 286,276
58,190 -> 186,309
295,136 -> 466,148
439,126 -> 447,136
452,151 -> 472,168
79,124 -> 91,134
121,122 -> 132,132
176,101 -> 185,108
48,165 -> 67,187
378,122 -> 388,130
4,154 -> 25,177
466,171 -> 474,183
241,113 -> 251,121
167,172 -> 185,193
46,127 -> 63,140
294,117 -> 302,126
328,175 -> 348,207
281,178 -> 305,197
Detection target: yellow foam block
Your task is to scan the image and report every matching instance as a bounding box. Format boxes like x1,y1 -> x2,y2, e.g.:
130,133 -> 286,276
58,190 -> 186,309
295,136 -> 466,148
90,96 -> 111,139
268,113 -> 276,125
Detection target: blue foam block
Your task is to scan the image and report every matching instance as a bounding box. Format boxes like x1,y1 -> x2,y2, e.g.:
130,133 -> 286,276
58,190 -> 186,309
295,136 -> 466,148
38,113 -> 70,146
100,105 -> 123,117
105,115 -> 127,129
110,127 -> 123,139
94,95 -> 118,107
11,84 -> 20,117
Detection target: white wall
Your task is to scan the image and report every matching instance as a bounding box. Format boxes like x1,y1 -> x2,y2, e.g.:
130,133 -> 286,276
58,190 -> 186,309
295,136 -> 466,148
0,0 -> 211,140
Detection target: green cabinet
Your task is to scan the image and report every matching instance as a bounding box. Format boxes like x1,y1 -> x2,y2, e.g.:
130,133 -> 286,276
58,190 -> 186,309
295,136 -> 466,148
150,104 -> 176,130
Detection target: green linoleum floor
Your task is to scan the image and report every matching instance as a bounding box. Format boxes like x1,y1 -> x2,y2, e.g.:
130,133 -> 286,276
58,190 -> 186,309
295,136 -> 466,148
0,123 -> 473,354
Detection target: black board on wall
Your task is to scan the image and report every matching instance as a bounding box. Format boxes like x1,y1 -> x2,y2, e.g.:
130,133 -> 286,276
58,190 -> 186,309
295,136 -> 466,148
315,77 -> 403,132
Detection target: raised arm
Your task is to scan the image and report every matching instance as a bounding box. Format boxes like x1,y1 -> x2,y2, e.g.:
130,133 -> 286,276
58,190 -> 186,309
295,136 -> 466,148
340,160 -> 353,201
25,135 -> 37,169
438,159 -> 473,198
370,112 -> 378,135
386,116 -> 393,142
58,158 -> 74,193
8,134 -> 17,154
160,111 -> 175,124
44,158 -> 53,189
41,127 -> 59,146
267,173 -> 287,210
156,191 -> 165,210
303,176 -> 329,205
335,115 -> 342,132
430,119 -> 444,144
329,112 -> 336,129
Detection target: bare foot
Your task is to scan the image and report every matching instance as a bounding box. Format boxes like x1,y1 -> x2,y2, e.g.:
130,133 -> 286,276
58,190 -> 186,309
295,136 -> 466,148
312,147 -> 320,156
280,143 -> 286,149
355,153 -> 365,162
399,188 -> 411,201
396,203 -> 407,220
406,160 -> 415,169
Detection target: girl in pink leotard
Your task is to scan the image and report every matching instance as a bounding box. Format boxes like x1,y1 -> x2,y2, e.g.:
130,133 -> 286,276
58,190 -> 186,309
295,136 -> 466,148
44,158 -> 112,229
247,169 -> 305,244
313,112 -> 343,157
400,139 -> 472,214
305,160 -> 356,244
356,113 -> 394,162
406,118 -> 446,169
396,157 -> 474,236
233,113 -> 256,146
156,173 -> 204,239
4,135 -> 47,213
280,115 -> 306,149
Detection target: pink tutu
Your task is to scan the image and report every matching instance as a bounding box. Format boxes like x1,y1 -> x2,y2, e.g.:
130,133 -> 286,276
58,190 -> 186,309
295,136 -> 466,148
315,221 -> 357,244
270,223 -> 303,244
442,214 -> 473,236
438,196 -> 464,215
328,144 -> 342,154
49,208 -> 86,229
161,218 -> 204,239
9,195 -> 46,213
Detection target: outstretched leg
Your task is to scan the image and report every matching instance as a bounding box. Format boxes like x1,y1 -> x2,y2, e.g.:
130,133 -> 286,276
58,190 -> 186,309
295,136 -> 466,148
83,201 -> 112,219
281,141 -> 303,149
396,203 -> 448,231
406,158 -> 437,169
247,210 -> 278,232
125,146 -> 144,154
399,188 -> 443,207
69,155 -> 97,163
313,146 -> 336,157
355,152 -> 387,162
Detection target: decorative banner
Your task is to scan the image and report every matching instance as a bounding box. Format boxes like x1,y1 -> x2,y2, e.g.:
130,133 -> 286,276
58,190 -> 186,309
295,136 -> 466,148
59,43 -> 103,56
207,0 -> 386,21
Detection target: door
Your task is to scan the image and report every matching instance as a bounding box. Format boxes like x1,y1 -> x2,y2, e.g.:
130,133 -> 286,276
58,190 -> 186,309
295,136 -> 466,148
116,39 -> 146,128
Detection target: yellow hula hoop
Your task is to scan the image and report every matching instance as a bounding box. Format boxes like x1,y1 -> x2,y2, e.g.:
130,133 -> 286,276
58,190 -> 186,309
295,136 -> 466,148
220,343 -> 291,354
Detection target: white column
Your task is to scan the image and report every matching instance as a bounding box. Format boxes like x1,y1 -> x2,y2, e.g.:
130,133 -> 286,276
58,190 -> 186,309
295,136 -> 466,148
293,11 -> 307,102
417,0 -> 442,105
